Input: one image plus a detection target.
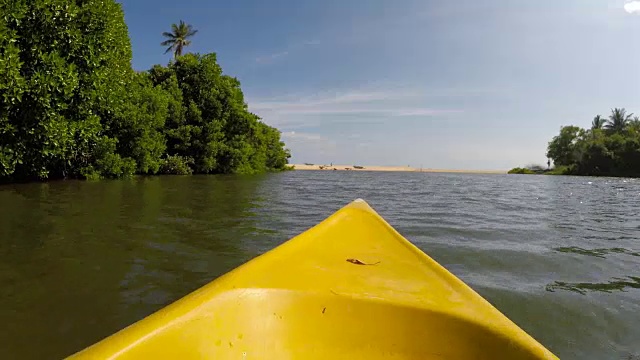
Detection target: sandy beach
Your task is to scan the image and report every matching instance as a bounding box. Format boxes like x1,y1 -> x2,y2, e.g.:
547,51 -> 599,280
291,164 -> 506,174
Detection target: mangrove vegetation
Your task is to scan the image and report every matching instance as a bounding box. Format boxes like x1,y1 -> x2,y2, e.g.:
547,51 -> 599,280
0,0 -> 290,182
510,108 -> 640,177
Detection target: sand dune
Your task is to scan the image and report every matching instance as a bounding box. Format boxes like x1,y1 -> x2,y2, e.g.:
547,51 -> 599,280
291,164 -> 505,174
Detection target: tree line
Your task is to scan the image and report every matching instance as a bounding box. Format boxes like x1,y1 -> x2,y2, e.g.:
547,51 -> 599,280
0,0 -> 290,182
512,108 -> 640,177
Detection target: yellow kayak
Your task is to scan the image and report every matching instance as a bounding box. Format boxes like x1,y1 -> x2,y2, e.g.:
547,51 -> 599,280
69,199 -> 558,359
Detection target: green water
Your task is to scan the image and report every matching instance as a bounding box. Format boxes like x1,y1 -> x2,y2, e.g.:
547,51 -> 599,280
1,172 -> 639,359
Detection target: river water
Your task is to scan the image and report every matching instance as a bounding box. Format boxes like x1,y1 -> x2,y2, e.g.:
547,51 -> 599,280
0,171 -> 639,359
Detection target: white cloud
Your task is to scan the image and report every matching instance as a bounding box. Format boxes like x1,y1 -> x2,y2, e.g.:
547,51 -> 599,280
393,108 -> 459,116
279,131 -> 338,160
280,131 -> 326,142
255,40 -> 320,65
255,51 -> 289,64
248,88 -> 462,127
256,106 -> 459,116
624,1 -> 640,14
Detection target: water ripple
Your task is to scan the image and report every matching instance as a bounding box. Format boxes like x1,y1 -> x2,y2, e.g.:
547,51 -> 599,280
1,172 -> 640,359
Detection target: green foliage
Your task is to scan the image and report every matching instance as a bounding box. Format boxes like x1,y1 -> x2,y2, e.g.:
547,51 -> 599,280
544,108 -> 640,177
92,137 -> 136,178
546,165 -> 572,175
149,53 -> 290,175
508,167 -> 535,174
159,155 -> 193,175
0,4 -> 290,182
508,164 -> 571,175
546,125 -> 583,166
261,124 -> 292,171
0,0 -> 133,180
107,72 -> 168,174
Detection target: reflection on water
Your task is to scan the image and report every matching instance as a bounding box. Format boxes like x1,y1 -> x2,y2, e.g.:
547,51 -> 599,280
0,176 -> 266,359
0,172 -> 639,359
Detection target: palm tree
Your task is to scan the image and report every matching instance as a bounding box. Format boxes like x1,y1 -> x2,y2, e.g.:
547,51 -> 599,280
591,115 -> 606,130
605,108 -> 633,133
629,116 -> 640,133
161,20 -> 198,58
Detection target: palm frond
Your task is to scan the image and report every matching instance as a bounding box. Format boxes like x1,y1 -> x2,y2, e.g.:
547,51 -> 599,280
591,115 -> 605,129
163,20 -> 198,58
605,108 -> 632,132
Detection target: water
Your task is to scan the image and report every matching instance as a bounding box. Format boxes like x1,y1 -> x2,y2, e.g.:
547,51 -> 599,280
1,172 -> 639,359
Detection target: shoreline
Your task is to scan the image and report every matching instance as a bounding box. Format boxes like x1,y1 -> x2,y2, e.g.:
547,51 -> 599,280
291,164 -> 506,174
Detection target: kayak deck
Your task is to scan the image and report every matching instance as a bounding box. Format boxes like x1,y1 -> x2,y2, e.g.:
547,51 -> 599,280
68,199 -> 557,359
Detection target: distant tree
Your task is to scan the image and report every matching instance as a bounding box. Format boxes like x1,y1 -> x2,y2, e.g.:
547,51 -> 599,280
161,20 -> 198,58
591,115 -> 606,130
515,107 -> 640,178
546,126 -> 583,166
605,108 -> 633,133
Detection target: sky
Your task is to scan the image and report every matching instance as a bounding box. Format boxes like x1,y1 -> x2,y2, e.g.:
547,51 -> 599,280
120,0 -> 640,170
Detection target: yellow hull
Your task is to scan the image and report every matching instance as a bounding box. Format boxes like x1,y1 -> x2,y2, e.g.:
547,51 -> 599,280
69,199 -> 558,359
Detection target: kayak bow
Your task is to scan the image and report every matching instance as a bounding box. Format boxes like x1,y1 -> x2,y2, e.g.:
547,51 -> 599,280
68,199 -> 558,359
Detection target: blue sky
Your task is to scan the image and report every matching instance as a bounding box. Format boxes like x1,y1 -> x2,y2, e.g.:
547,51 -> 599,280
121,0 -> 640,170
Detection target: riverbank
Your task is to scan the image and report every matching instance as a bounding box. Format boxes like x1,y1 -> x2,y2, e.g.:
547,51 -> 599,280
508,166 -> 569,175
291,164 -> 506,174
